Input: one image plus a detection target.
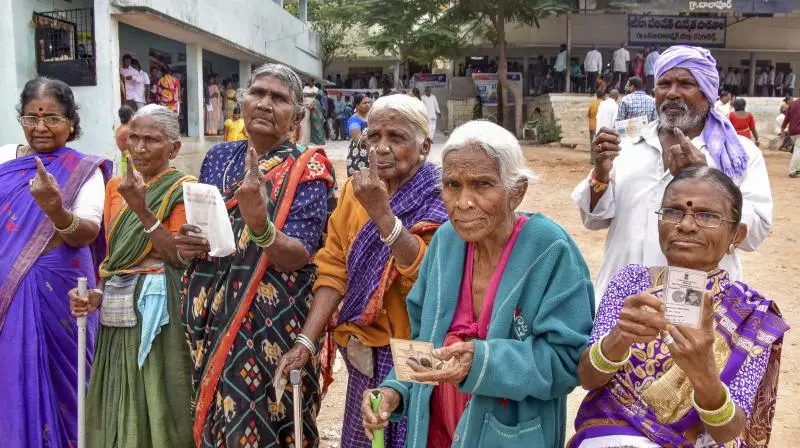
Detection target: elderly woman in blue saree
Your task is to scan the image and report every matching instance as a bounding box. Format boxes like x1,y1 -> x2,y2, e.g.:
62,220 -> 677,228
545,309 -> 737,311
0,77 -> 111,447
275,94 -> 447,448
570,166 -> 789,448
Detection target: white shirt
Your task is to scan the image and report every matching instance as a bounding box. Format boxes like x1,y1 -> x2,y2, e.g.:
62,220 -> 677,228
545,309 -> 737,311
612,48 -> 630,72
368,76 -> 378,90
595,98 -> 619,131
584,50 -> 603,73
421,94 -> 440,118
723,71 -> 736,85
0,144 -> 105,226
714,100 -> 733,117
120,66 -> 140,101
571,121 -> 773,305
756,72 -> 767,87
131,70 -> 150,104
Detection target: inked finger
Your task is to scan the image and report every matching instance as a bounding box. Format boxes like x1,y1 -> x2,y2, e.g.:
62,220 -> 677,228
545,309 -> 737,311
367,147 -> 378,177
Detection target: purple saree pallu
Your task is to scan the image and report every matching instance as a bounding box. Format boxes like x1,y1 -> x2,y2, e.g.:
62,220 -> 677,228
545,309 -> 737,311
336,162 -> 448,448
0,147 -> 110,447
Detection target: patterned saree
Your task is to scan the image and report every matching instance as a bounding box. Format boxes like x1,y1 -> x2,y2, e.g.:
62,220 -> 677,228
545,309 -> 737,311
183,142 -> 335,448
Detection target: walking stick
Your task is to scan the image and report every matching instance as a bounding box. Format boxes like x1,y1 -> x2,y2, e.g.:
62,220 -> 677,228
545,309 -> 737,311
291,370 -> 303,448
76,277 -> 88,448
370,390 -> 385,448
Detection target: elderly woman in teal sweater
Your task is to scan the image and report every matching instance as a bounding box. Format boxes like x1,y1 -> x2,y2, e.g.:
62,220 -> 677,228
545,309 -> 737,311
361,120 -> 596,447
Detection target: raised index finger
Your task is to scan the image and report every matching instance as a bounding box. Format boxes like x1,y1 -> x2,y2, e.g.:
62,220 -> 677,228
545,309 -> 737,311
245,145 -> 259,171
367,146 -> 378,177
125,154 -> 135,178
34,156 -> 47,177
672,127 -> 693,151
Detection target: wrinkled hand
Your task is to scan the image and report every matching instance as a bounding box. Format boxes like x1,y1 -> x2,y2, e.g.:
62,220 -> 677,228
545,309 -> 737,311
274,345 -> 311,383
609,293 -> 667,349
68,287 -> 101,317
234,146 -> 269,234
664,127 -> 707,175
117,155 -> 149,215
665,292 -> 718,382
592,128 -> 621,182
175,224 -> 210,262
29,156 -> 64,216
408,341 -> 474,386
361,388 -> 401,441
352,147 -> 391,220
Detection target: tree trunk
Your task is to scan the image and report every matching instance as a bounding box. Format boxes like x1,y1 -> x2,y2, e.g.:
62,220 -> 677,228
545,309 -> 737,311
496,1 -> 506,129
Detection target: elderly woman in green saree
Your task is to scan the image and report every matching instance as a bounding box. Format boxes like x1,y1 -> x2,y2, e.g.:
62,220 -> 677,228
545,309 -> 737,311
69,104 -> 196,447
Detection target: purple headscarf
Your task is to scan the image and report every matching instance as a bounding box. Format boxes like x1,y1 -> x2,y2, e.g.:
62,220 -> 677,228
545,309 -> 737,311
654,45 -> 749,179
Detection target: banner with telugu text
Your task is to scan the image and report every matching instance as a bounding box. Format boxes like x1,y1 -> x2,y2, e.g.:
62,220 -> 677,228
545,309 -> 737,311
471,72 -> 523,106
628,14 -> 726,48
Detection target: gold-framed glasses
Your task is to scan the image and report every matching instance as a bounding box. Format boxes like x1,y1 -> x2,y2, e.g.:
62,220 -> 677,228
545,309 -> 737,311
655,208 -> 735,228
18,115 -> 69,128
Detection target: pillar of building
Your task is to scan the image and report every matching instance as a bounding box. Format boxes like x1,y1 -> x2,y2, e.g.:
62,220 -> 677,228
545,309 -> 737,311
523,56 -> 530,95
239,60 -> 253,88
186,43 -> 205,140
748,52 -> 756,96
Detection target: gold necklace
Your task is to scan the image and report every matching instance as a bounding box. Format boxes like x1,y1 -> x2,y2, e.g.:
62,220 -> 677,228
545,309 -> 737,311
18,145 -> 32,157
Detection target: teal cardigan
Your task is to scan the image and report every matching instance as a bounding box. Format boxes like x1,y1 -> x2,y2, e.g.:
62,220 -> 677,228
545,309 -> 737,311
381,213 -> 595,448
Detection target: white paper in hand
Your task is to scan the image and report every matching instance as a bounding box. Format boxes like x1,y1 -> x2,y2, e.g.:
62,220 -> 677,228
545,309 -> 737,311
182,183 -> 236,257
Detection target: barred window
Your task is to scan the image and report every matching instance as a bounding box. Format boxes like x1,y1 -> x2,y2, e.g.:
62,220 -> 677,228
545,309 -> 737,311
33,8 -> 96,86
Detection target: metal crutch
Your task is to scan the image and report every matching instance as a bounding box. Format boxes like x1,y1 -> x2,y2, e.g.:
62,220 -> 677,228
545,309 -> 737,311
76,277 -> 88,448
291,369 -> 303,448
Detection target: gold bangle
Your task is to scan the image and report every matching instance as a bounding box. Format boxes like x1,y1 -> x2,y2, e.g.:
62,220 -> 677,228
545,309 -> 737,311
54,213 -> 80,234
693,383 -> 736,427
589,333 -> 631,374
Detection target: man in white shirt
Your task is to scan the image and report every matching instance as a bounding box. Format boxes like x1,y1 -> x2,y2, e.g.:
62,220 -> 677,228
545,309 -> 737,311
785,68 -> 796,97
585,44 -> 603,94
775,70 -> 785,97
756,68 -> 768,97
595,89 -> 620,131
421,87 -> 440,141
768,65 -> 776,97
119,54 -> 140,109
573,45 -> 772,305
644,45 -> 660,93
368,73 -> 378,91
131,59 -> 150,110
722,67 -> 736,94
612,43 -> 630,92
554,44 -> 568,93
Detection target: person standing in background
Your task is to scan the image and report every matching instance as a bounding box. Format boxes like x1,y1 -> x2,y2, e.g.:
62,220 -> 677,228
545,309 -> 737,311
632,52 -> 645,80
554,44 -> 568,93
644,45 -> 660,93
714,91 -> 733,117
723,67 -> 736,95
368,72 -> 379,91
588,91 -> 604,164
616,77 -> 656,122
756,67 -> 768,97
155,65 -> 181,115
781,96 -> 800,177
131,59 -> 149,110
421,86 -> 440,141
223,78 -> 237,121
768,65 -> 776,97
205,74 -> 222,136
119,54 -> 140,110
612,43 -> 630,91
333,93 -> 346,141
149,67 -> 162,104
223,107 -> 246,142
595,89 -> 620,131
775,69 -> 785,97
784,68 -> 796,97
585,44 -> 603,94
729,98 -> 760,146
114,105 -> 134,175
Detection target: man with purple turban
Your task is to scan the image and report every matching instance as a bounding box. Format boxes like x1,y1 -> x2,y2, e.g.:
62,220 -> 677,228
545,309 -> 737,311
571,45 -> 773,305
568,47 -> 785,448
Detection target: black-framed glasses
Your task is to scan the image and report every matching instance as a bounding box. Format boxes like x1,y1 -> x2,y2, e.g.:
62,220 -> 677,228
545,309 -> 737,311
18,115 -> 68,128
655,208 -> 735,228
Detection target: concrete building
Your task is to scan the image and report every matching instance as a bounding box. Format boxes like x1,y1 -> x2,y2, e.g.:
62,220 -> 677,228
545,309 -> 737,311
1,0 -> 321,174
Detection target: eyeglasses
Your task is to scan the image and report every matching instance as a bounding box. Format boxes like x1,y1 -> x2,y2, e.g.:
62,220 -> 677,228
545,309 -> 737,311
18,116 -> 69,128
655,208 -> 735,228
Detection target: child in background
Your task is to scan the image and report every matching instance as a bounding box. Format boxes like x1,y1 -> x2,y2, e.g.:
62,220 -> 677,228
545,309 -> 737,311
224,107 -> 247,142
114,105 -> 134,174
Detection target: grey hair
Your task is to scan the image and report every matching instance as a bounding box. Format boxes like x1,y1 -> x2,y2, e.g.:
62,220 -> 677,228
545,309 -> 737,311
368,94 -> 430,144
132,104 -> 181,142
239,63 -> 304,115
442,120 -> 536,191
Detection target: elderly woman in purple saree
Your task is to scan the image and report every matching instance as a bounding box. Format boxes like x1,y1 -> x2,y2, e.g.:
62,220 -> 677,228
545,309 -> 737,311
0,78 -> 111,447
570,166 -> 788,448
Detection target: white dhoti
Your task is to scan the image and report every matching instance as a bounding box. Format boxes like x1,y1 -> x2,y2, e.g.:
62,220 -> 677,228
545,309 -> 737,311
428,117 -> 437,140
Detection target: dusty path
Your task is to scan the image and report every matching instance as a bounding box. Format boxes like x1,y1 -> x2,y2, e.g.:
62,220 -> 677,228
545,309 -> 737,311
317,146 -> 800,446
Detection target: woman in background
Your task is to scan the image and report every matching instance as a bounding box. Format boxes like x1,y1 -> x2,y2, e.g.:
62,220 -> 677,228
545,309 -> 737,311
346,93 -> 370,175
115,104 -> 135,174
729,98 -> 759,146
224,78 -> 237,120
205,74 -> 223,136
156,65 -> 181,115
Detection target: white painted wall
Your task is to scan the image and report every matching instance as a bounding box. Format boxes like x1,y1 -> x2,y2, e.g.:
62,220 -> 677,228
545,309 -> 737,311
111,0 -> 322,77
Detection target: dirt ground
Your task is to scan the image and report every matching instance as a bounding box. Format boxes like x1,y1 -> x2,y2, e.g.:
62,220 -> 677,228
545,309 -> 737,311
317,146 -> 800,447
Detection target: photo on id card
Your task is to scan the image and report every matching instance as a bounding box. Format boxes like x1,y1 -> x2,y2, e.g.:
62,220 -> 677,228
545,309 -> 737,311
663,266 -> 706,328
614,116 -> 648,140
389,338 -> 438,384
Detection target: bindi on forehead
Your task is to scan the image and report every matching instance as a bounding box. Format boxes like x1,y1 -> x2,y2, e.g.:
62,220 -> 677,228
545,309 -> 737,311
687,200 -> 693,207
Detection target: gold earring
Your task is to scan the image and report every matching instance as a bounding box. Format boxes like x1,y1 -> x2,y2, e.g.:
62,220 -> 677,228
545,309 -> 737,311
419,155 -> 425,162
70,126 -> 74,132
728,243 -> 736,254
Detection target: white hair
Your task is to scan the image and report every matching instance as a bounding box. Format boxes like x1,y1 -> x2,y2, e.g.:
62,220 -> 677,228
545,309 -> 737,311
132,104 -> 181,142
368,94 -> 430,143
442,120 -> 536,190
241,63 -> 304,115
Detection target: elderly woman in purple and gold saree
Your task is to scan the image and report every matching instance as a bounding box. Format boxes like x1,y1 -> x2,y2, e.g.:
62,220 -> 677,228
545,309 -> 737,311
274,94 -> 447,448
0,77 -> 111,447
570,166 -> 789,448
